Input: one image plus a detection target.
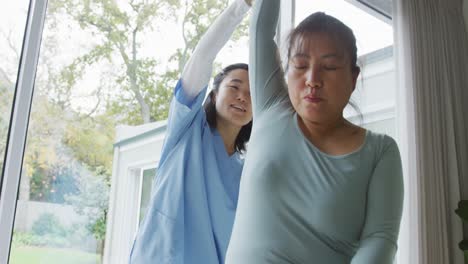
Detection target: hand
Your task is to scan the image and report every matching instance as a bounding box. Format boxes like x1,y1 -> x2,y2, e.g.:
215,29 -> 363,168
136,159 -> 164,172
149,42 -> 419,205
244,0 -> 253,7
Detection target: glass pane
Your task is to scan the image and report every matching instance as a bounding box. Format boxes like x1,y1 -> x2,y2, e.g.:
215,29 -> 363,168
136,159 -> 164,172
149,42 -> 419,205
138,168 -> 156,225
0,1 -> 29,176
295,0 -> 393,55
9,0 -> 249,263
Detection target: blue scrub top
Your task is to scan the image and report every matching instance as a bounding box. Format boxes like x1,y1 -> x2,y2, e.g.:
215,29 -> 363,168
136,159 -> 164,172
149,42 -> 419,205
129,80 -> 243,264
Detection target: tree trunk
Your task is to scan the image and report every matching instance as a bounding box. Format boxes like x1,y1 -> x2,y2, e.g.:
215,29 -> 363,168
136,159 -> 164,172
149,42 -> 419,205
97,239 -> 105,263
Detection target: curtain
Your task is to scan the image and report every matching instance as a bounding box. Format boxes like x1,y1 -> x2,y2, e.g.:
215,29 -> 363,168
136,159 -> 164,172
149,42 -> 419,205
465,0 -> 468,31
393,0 -> 468,263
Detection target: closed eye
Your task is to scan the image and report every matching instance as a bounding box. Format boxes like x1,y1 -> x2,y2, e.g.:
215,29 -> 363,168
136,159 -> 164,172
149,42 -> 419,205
323,65 -> 339,70
294,65 -> 308,70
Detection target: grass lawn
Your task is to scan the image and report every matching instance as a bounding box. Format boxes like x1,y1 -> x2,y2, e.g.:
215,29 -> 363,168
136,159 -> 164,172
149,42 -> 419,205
9,246 -> 100,264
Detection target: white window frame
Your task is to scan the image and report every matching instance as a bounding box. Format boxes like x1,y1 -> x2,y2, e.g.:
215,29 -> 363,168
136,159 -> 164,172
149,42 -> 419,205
0,1 -> 400,263
0,0 -> 48,262
135,165 -> 157,231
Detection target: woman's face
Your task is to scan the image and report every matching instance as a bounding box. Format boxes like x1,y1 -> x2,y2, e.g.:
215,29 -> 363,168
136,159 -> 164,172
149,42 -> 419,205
214,69 -> 252,127
287,32 -> 359,125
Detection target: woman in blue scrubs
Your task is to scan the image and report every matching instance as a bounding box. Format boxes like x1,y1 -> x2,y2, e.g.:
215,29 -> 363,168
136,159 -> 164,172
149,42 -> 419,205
129,0 -> 252,263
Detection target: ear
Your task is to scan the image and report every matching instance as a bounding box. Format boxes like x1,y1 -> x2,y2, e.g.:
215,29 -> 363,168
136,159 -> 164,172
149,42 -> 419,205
351,66 -> 360,91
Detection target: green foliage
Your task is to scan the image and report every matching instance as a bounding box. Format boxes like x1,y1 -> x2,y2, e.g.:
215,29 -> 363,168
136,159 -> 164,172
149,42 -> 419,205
28,161 -> 79,203
455,200 -> 468,257
173,0 -> 228,70
1,1 -> 250,254
12,231 -> 37,247
65,166 -> 110,242
0,116 -> 7,171
47,0 -> 247,125
12,231 -> 70,248
9,245 -> 100,264
90,213 -> 107,241
19,98 -> 84,202
456,200 -> 468,222
0,71 -> 13,172
48,0 -> 182,124
32,213 -> 67,237
13,226 -> 98,252
62,114 -> 115,171
23,98 -> 65,175
29,165 -> 51,202
460,240 -> 468,251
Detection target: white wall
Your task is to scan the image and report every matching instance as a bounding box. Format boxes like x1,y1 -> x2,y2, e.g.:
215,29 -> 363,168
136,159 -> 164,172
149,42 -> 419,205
103,124 -> 166,264
347,48 -> 397,139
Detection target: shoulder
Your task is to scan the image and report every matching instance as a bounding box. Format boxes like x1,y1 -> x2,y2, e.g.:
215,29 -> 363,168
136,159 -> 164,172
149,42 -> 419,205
365,130 -> 401,161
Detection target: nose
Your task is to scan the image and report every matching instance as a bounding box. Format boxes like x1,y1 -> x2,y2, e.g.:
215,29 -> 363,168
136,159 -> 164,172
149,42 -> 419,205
305,67 -> 322,89
237,90 -> 250,103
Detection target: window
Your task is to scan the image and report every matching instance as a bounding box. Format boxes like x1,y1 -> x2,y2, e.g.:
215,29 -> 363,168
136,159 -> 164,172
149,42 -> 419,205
5,1 -> 249,263
2,1 -> 401,264
138,168 -> 157,225
0,1 -> 29,176
295,0 -> 393,55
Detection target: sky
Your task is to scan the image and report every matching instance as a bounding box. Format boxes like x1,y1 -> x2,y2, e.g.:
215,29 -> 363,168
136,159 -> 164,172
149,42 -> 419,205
0,0 -> 29,79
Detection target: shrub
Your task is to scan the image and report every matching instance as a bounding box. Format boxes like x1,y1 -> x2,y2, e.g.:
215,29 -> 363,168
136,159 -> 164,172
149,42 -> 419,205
31,213 -> 67,237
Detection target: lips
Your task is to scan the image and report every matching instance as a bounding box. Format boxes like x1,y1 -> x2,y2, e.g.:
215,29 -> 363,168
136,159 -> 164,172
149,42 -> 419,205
304,95 -> 323,103
230,104 -> 247,112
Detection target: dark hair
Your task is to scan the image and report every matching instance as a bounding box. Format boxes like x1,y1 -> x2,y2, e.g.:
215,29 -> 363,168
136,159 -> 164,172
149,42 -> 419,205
203,63 -> 252,153
287,12 -> 363,123
287,12 -> 359,74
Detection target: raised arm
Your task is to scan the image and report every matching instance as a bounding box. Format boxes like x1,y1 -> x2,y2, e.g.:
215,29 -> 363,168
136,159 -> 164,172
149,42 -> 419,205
351,138 -> 404,263
181,0 -> 250,99
250,0 -> 288,116
159,0 -> 250,166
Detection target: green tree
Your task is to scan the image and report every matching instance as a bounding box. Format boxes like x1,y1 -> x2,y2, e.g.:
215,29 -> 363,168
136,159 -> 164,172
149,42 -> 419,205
0,29 -> 19,171
1,1 -> 250,257
0,69 -> 13,172
62,113 -> 115,172
46,1 -> 249,257
49,0 -> 181,124
49,0 -> 246,125
0,25 -> 80,201
65,165 -> 110,256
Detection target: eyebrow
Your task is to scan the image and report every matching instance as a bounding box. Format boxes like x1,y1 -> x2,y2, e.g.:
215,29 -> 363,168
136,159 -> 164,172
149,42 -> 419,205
292,53 -> 343,60
229,79 -> 243,84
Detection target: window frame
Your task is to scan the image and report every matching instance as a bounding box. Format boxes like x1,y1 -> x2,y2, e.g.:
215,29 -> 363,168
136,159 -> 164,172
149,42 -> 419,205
0,0 -> 48,262
135,165 -> 157,230
0,0 -> 397,263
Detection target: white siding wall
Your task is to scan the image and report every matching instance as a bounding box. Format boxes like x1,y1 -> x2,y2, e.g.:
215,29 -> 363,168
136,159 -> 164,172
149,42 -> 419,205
103,125 -> 166,264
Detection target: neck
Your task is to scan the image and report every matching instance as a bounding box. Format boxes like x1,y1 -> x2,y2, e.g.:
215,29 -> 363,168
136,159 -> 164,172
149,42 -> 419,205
298,114 -> 349,141
216,117 -> 241,156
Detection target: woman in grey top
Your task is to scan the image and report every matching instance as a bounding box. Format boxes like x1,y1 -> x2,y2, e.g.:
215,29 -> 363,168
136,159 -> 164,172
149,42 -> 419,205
225,0 -> 404,263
